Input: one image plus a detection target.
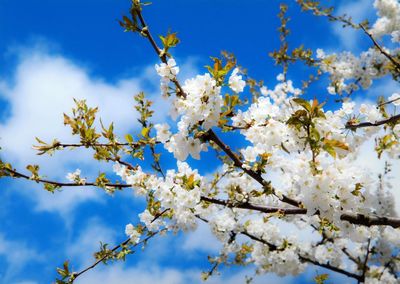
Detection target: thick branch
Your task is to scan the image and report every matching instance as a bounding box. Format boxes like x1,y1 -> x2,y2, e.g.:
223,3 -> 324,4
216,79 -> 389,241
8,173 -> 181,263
201,196 -> 400,228
346,114 -> 400,130
340,213 -> 400,228
5,168 -> 399,228
200,196 -> 306,214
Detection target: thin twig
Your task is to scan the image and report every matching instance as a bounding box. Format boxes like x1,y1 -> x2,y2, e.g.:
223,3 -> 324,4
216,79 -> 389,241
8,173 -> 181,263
196,216 -> 363,281
359,239 -> 371,283
70,209 -> 169,282
360,24 -> 400,72
3,168 -> 131,189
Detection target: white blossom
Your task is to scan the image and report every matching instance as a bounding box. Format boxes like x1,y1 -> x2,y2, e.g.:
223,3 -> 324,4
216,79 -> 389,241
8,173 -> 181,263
228,68 -> 246,93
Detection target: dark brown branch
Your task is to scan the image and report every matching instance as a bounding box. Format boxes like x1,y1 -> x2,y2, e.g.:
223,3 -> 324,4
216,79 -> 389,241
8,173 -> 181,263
201,196 -> 400,228
200,196 -> 306,214
71,236 -> 131,280
340,213 -> 400,228
346,114 -> 400,130
197,216 -> 363,281
5,166 -> 400,228
53,142 -> 133,148
3,168 -> 131,189
300,254 -> 362,281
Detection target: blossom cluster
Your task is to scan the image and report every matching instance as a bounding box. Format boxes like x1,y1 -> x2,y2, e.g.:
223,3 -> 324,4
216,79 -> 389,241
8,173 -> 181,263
370,0 -> 400,42
111,2 -> 400,282
113,49 -> 400,281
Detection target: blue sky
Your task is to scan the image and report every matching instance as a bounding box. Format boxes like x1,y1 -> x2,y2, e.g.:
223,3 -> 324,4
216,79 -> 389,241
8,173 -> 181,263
0,0 -> 395,283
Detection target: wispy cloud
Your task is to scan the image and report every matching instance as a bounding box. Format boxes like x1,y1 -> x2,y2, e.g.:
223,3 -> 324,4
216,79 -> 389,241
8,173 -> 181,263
0,233 -> 42,282
332,0 -> 375,51
0,42 -> 198,220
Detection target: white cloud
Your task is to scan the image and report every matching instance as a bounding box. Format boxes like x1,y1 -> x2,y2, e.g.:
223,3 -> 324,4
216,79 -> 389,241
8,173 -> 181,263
0,50 -> 144,170
0,234 -> 42,283
67,218 -> 118,268
332,0 -> 374,50
366,76 -> 399,98
76,264 -> 199,284
182,221 -> 221,253
0,45 -> 199,219
76,263 -> 296,284
0,49 -> 146,217
354,138 -> 400,214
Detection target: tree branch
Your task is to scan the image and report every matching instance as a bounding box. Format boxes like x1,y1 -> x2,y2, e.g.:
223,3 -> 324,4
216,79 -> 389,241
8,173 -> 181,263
5,166 -> 399,228
345,113 -> 400,130
201,196 -> 400,228
340,213 -> 400,228
3,167 -> 131,189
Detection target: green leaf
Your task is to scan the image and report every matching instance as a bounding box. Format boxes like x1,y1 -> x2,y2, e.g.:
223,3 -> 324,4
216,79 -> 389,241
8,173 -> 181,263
125,134 -> 134,143
323,144 -> 336,158
292,98 -> 311,112
26,164 -> 40,180
141,127 -> 150,138
314,273 -> 329,284
323,139 -> 349,151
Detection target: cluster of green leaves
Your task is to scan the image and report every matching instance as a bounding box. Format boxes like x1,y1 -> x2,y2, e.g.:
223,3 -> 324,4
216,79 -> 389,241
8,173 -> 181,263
0,159 -> 13,178
318,218 -> 340,234
219,94 -> 241,130
26,164 -> 40,181
376,134 -> 398,159
159,31 -> 180,58
55,261 -> 75,284
55,237 -> 140,284
287,98 -> 349,169
63,99 -> 101,145
386,53 -> 400,81
205,55 -> 236,87
119,0 -> 151,33
93,241 -> 133,264
314,273 -> 329,284
133,92 -> 165,176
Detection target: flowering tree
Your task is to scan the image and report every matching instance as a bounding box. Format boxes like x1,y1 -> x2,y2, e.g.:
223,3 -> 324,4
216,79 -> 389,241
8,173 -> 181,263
1,0 -> 400,283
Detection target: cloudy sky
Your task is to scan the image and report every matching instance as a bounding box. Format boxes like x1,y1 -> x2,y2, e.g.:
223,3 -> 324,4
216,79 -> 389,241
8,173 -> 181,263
0,0 -> 397,283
